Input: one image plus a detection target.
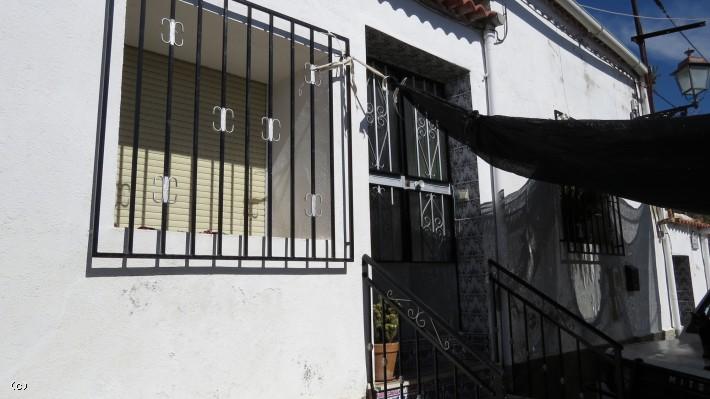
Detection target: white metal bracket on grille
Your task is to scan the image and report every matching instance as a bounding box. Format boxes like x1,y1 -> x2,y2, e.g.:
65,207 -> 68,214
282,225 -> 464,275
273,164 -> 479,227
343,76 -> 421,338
406,179 -> 452,195
260,117 -> 281,142
160,18 -> 184,47
212,106 -> 235,133
304,63 -> 322,86
305,193 -> 323,217
152,176 -> 178,204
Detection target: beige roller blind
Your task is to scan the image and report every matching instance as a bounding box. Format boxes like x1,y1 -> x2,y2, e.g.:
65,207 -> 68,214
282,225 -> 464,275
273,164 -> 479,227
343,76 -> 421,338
115,46 -> 267,235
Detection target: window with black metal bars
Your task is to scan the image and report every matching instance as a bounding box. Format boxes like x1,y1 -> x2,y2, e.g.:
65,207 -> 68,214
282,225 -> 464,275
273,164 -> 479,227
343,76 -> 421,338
555,110 -> 625,256
89,0 -> 353,274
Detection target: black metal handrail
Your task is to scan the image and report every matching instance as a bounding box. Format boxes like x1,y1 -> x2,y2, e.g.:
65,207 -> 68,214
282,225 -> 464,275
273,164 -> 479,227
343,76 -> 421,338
362,255 -> 504,398
489,259 -> 621,350
489,258 -> 624,399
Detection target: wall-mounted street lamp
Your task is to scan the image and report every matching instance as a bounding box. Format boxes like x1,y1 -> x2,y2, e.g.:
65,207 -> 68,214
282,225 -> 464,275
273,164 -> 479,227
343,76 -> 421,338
645,50 -> 710,118
630,0 -> 706,114
673,49 -> 710,105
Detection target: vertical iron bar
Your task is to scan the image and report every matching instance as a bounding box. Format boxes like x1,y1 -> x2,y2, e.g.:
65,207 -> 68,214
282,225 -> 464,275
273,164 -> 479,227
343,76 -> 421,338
434,347 -> 440,399
341,40 -> 348,261
345,39 -> 354,259
217,0 -> 228,255
598,193 -> 611,254
328,35 -> 335,260
309,29 -> 316,258
568,186 -> 577,253
577,340 -> 584,398
397,313 -> 403,394
243,7 -> 252,256
362,262 -> 375,399
266,14 -> 274,257
615,348 -> 625,399
160,0 -> 178,255
615,196 -> 625,255
595,352 -> 602,399
397,81 -> 412,261
490,266 -> 500,363
289,21 -> 295,258
90,0 -> 115,255
189,0 -> 203,255
127,0 -> 147,255
588,193 -> 601,253
558,326 -> 565,399
523,303 -> 532,396
541,312 -> 550,399
453,367 -> 458,399
507,290 -> 515,391
381,295 -> 387,395
415,329 -> 422,395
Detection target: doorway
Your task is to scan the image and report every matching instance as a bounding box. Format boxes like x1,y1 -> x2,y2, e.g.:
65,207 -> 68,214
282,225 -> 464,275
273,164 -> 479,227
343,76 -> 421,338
672,255 -> 695,326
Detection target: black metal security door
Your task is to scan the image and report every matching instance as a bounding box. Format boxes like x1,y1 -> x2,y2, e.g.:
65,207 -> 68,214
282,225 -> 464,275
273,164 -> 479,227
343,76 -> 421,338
366,63 -> 458,325
367,64 -> 455,264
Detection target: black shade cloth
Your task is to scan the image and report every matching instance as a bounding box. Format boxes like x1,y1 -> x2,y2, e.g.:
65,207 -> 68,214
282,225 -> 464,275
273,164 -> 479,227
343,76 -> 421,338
395,84 -> 710,214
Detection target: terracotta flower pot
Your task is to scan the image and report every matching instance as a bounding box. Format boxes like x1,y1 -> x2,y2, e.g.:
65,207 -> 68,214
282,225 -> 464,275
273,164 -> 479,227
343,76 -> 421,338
374,342 -> 400,382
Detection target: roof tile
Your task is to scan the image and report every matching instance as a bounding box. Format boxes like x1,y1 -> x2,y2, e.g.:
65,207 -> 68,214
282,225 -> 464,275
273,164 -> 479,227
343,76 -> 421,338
423,0 -> 497,24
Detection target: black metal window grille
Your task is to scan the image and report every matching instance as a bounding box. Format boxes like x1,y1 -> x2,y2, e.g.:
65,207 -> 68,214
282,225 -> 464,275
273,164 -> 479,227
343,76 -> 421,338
367,64 -> 455,263
554,110 -> 624,256
560,184 -> 625,257
89,0 -> 353,275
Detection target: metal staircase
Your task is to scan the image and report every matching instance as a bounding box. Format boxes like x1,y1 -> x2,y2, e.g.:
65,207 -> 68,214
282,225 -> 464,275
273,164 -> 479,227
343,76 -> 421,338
488,259 -> 624,399
362,255 -> 504,398
362,255 -> 625,398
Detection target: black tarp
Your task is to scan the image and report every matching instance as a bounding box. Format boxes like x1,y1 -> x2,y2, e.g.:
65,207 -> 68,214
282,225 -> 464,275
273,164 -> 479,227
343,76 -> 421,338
395,83 -> 710,214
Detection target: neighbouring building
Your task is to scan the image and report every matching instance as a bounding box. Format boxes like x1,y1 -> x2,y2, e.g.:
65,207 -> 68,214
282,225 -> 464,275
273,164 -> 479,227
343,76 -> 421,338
2,0 -> 709,398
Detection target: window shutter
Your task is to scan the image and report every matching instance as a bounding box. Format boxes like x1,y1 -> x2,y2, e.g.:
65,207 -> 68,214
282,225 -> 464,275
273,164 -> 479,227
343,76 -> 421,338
115,46 -> 267,235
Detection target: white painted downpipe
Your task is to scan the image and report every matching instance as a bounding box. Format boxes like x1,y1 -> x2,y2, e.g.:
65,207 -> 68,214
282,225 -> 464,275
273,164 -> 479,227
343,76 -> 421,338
660,222 -> 682,333
483,25 -> 513,367
551,0 -> 648,77
483,27 -> 507,264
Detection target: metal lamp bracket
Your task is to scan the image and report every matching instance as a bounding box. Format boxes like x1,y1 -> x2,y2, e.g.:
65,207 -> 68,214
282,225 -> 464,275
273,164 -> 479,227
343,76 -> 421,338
160,18 -> 184,47
212,106 -> 235,133
260,117 -> 281,142
152,176 -> 178,204
305,193 -> 323,217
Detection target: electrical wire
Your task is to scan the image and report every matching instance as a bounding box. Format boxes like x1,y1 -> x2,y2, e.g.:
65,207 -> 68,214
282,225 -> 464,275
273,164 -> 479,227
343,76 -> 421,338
653,0 -> 706,60
653,89 -> 677,108
578,3 -> 710,22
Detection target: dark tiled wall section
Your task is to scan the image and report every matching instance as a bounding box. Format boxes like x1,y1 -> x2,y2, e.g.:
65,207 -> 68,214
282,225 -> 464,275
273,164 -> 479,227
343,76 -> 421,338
445,75 -> 489,353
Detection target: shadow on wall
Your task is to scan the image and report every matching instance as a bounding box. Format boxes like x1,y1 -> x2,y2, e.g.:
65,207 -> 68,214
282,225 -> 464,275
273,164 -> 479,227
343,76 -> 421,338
509,0 -> 634,86
375,0 -> 483,44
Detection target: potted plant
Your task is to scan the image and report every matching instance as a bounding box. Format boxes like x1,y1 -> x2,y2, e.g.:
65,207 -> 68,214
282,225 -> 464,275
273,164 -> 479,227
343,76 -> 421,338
373,301 -> 399,382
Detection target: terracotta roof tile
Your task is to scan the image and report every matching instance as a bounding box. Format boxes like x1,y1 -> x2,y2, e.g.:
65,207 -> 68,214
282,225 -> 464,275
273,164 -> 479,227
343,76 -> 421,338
423,0 -> 497,24
660,215 -> 710,230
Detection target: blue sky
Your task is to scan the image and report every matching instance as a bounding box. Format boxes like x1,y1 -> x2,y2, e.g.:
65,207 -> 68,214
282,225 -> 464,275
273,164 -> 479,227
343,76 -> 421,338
579,0 -> 710,114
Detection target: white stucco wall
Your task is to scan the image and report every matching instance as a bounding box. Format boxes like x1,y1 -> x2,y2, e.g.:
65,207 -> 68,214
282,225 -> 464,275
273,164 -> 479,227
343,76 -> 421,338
477,0 -> 640,203
474,0 -> 682,343
0,0 -> 485,398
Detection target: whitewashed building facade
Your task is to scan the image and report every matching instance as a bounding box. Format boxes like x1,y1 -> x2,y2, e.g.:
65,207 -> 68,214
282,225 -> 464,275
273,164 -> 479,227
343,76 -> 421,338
2,0 -> 708,397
